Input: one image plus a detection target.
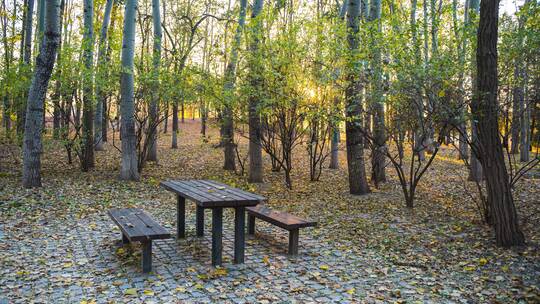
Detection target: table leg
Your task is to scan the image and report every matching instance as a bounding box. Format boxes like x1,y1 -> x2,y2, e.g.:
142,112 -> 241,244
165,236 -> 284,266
196,206 -> 204,237
234,207 -> 246,264
211,208 -> 223,266
141,240 -> 152,273
177,195 -> 185,239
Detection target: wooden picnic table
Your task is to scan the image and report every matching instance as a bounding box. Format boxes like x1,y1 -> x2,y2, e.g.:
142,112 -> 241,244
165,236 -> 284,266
160,179 -> 266,266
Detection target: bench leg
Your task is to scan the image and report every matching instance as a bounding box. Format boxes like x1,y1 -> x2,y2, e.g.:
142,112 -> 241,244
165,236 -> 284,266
234,207 -> 245,264
122,233 -> 129,245
196,206 -> 204,237
288,229 -> 299,256
211,208 -> 223,266
141,241 -> 152,273
177,195 -> 185,239
247,215 -> 255,235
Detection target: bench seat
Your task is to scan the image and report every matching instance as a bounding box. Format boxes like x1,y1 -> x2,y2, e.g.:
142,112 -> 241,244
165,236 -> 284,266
246,205 -> 317,255
108,208 -> 171,273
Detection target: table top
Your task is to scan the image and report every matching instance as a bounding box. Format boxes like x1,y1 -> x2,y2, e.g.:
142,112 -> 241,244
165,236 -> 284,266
160,179 -> 267,208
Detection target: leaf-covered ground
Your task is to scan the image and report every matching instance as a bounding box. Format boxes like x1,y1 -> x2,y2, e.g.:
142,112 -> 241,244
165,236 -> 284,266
1,120 -> 539,303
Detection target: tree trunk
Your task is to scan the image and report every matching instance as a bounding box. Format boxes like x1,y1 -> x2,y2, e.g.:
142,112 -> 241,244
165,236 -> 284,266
511,65 -> 523,154
36,0 -> 45,131
329,97 -> 340,169
469,122 -> 483,181
146,0 -> 162,162
369,0 -> 386,185
18,0 -> 35,135
345,0 -> 370,195
1,0 -> 11,133
119,0 -> 139,181
468,0 -> 482,182
81,0 -> 94,171
172,100 -> 178,148
222,0 -> 248,171
518,0 -> 531,162
247,0 -> 264,183
471,0 -> 524,247
22,0 -> 60,188
94,0 -> 114,151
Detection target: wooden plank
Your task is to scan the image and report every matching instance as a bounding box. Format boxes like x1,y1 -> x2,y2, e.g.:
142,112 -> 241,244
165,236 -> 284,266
246,205 -> 317,230
162,180 -> 262,207
108,208 -> 170,241
196,180 -> 250,201
109,209 -> 148,241
133,211 -> 171,239
160,181 -> 209,203
204,180 -> 267,201
189,180 -> 239,202
174,180 -> 224,202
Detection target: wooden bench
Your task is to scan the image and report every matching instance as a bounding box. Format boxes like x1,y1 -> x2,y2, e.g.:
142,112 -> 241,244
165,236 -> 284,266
108,208 -> 171,273
246,205 -> 317,255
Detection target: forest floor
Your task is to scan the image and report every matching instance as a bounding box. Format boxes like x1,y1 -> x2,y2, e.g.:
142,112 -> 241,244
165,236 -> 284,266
1,119 -> 539,303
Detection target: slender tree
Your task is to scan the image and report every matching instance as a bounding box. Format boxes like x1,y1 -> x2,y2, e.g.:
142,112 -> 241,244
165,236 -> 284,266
222,0 -> 248,171
519,0 -> 532,162
81,0 -> 94,171
119,0 -> 139,180
471,0 -> 524,247
146,0 -> 162,162
344,0 -> 370,195
369,0 -> 386,185
18,0 -> 35,134
247,0 -> 264,183
22,0 -> 61,188
94,0 -> 114,151
468,0 -> 482,182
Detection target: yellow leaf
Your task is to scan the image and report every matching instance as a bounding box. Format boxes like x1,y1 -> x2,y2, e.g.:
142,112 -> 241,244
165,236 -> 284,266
347,288 -> 355,295
463,265 -> 476,271
116,248 -> 125,255
262,256 -> 270,265
319,265 -> 329,271
124,288 -> 137,296
143,290 -> 154,296
212,268 -> 228,276
501,265 -> 509,272
195,284 -> 204,289
478,258 -> 488,266
175,287 -> 186,293
63,262 -> 73,268
80,301 -> 88,304
197,274 -> 208,280
438,90 -> 446,98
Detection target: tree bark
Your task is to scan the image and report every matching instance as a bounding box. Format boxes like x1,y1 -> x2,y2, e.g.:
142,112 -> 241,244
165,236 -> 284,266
518,0 -> 531,162
468,0 -> 483,182
81,0 -> 94,171
119,0 -> 139,181
17,0 -> 35,135
471,0 -> 524,247
369,0 -> 386,184
222,0 -> 248,171
345,0 -> 370,195
146,0 -> 161,162
94,0 -> 114,151
247,0 -> 264,183
22,0 -> 60,188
